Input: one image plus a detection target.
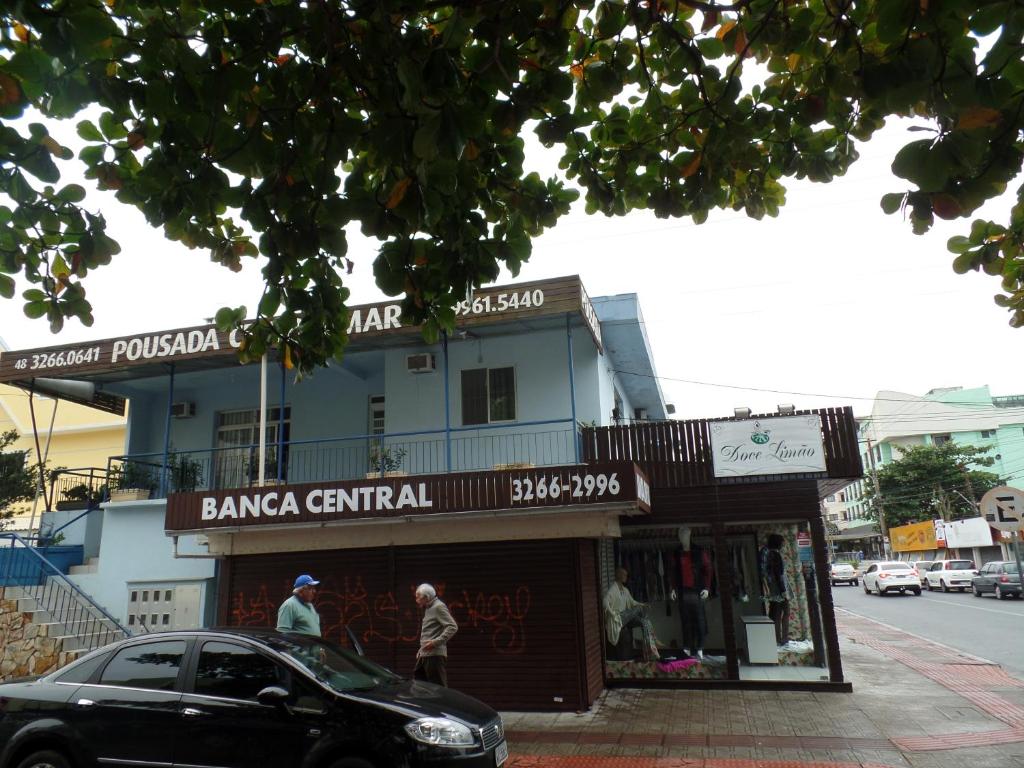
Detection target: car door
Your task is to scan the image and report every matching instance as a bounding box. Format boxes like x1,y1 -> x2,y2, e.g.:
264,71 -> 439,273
927,562 -> 942,587
978,563 -> 994,592
69,638 -> 189,766
865,564 -> 877,590
174,639 -> 324,768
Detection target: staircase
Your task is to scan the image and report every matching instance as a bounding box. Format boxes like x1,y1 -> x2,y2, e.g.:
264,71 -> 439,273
0,533 -> 128,680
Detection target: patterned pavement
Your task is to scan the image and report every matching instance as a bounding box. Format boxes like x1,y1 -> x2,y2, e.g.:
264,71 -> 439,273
498,608 -> 1024,768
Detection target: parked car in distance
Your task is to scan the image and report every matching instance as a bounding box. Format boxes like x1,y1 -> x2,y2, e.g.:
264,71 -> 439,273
971,561 -> 1021,600
909,560 -> 934,586
862,561 -> 921,596
924,559 -> 976,592
0,628 -> 507,768
830,562 -> 858,586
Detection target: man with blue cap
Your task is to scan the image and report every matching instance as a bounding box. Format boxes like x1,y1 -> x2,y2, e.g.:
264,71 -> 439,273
276,574 -> 322,636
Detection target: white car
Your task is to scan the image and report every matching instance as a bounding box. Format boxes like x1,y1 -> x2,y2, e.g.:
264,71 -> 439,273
862,561 -> 921,596
924,559 -> 976,592
830,563 -> 858,586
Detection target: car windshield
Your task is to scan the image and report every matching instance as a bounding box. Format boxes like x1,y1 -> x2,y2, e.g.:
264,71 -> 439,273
948,561 -> 973,569
881,563 -> 910,569
262,633 -> 402,693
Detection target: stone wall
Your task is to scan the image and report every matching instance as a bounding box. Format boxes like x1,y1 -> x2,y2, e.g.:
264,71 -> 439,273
0,589 -> 80,680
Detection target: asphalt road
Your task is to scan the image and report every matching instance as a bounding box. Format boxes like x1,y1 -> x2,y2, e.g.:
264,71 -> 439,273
831,581 -> 1024,679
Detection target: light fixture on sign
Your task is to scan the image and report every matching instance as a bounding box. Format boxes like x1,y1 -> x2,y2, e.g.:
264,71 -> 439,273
777,404 -> 796,415
733,407 -> 751,419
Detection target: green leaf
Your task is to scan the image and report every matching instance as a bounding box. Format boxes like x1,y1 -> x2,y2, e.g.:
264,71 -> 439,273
0,274 -> 13,299
57,184 -> 87,203
413,114 -> 442,161
76,120 -> 103,142
880,192 -> 905,215
23,301 -> 47,319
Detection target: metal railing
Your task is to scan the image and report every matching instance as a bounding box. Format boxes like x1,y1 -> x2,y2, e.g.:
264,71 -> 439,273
110,420 -> 582,496
0,532 -> 128,652
48,467 -> 108,511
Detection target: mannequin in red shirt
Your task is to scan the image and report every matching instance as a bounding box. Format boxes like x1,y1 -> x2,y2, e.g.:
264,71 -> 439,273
676,526 -> 711,658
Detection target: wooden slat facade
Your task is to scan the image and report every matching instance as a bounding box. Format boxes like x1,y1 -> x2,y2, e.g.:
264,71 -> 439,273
581,407 -> 862,493
220,538 -> 603,712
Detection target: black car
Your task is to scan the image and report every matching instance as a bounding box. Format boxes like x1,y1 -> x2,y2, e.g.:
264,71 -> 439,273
0,629 -> 507,768
971,561 -> 1022,600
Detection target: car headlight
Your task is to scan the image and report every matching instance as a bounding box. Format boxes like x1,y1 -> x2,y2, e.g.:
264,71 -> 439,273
404,717 -> 477,747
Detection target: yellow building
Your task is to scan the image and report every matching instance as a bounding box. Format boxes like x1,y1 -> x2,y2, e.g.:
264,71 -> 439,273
0,339 -> 126,535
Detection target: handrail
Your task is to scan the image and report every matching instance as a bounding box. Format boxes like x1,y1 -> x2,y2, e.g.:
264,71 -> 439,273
0,531 -> 128,638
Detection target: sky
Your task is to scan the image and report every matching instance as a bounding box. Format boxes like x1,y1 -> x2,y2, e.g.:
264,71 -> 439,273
1,116 -> 1020,423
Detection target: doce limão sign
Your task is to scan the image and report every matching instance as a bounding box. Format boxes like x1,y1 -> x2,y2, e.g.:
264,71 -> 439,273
710,415 -> 826,478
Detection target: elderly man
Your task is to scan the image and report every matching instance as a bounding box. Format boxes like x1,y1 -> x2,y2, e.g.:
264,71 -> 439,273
413,583 -> 458,687
276,574 -> 322,636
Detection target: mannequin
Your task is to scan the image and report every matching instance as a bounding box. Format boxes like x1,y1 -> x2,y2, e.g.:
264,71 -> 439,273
604,567 -> 659,661
758,533 -> 790,646
674,526 -> 711,659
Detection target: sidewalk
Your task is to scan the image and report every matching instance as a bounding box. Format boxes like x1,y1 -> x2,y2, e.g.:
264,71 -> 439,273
498,608 -> 1024,768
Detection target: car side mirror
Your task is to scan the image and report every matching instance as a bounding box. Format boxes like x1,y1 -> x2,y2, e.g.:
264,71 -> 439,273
257,686 -> 290,706
974,571 -> 981,576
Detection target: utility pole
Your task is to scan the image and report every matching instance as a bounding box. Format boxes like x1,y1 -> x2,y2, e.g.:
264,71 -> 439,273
865,437 -> 889,558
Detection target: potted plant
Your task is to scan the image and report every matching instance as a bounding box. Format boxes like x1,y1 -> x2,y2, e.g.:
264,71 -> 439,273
110,462 -> 156,502
55,482 -> 96,511
366,446 -> 407,478
168,453 -> 205,493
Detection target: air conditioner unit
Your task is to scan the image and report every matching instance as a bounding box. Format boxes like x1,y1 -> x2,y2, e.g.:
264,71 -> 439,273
634,407 -> 649,421
171,401 -> 195,418
405,353 -> 436,374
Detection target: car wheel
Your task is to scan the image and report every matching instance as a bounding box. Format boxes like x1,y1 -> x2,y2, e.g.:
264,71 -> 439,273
851,579 -> 858,586
912,588 -> 921,596
875,584 -> 884,595
941,579 -> 950,593
863,582 -> 870,594
924,579 -> 932,590
973,585 -> 982,597
15,750 -> 72,768
995,585 -> 1005,600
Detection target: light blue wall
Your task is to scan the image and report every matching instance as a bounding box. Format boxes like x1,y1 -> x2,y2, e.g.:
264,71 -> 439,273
118,325 -> 609,479
67,500 -> 215,626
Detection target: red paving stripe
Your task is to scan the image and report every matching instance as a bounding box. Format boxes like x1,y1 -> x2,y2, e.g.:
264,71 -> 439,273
892,728 -> 1024,751
838,615 -> 1024,730
506,758 -> 901,768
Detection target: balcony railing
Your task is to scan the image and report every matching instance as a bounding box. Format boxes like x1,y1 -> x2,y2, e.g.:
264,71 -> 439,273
109,420 -> 582,497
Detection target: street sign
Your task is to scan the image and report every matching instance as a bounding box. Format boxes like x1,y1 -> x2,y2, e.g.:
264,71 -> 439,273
979,486 -> 1024,532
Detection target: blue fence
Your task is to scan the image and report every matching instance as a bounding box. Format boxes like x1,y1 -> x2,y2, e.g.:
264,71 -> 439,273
0,533 -> 127,652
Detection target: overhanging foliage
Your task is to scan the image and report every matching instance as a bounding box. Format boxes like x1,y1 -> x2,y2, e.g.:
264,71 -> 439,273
2,1 -> 1023,371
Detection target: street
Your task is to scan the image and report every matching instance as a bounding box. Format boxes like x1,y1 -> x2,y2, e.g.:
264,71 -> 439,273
831,581 -> 1024,679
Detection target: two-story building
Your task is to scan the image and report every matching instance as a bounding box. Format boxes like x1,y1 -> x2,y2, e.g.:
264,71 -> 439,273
0,275 -> 862,709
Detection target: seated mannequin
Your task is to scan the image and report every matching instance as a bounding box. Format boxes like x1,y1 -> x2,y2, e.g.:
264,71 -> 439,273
604,566 -> 659,661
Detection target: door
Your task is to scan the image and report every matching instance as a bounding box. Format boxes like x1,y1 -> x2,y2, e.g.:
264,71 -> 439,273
214,407 -> 291,489
174,640 -> 321,768
71,638 -> 188,766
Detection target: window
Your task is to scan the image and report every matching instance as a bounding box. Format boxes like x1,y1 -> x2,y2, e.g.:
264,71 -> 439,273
874,445 -> 881,462
214,406 -> 292,488
54,651 -> 111,684
99,640 -> 186,690
932,433 -> 951,446
461,367 -> 516,425
980,430 -> 995,438
194,642 -> 282,701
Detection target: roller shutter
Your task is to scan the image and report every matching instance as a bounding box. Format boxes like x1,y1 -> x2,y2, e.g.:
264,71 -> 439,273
220,538 -> 602,711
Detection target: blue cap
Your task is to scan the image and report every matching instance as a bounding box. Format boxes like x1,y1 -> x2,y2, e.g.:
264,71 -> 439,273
294,574 -> 320,589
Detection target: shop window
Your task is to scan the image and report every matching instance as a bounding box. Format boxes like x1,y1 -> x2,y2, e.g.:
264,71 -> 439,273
601,526 -> 728,681
461,367 -> 516,425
